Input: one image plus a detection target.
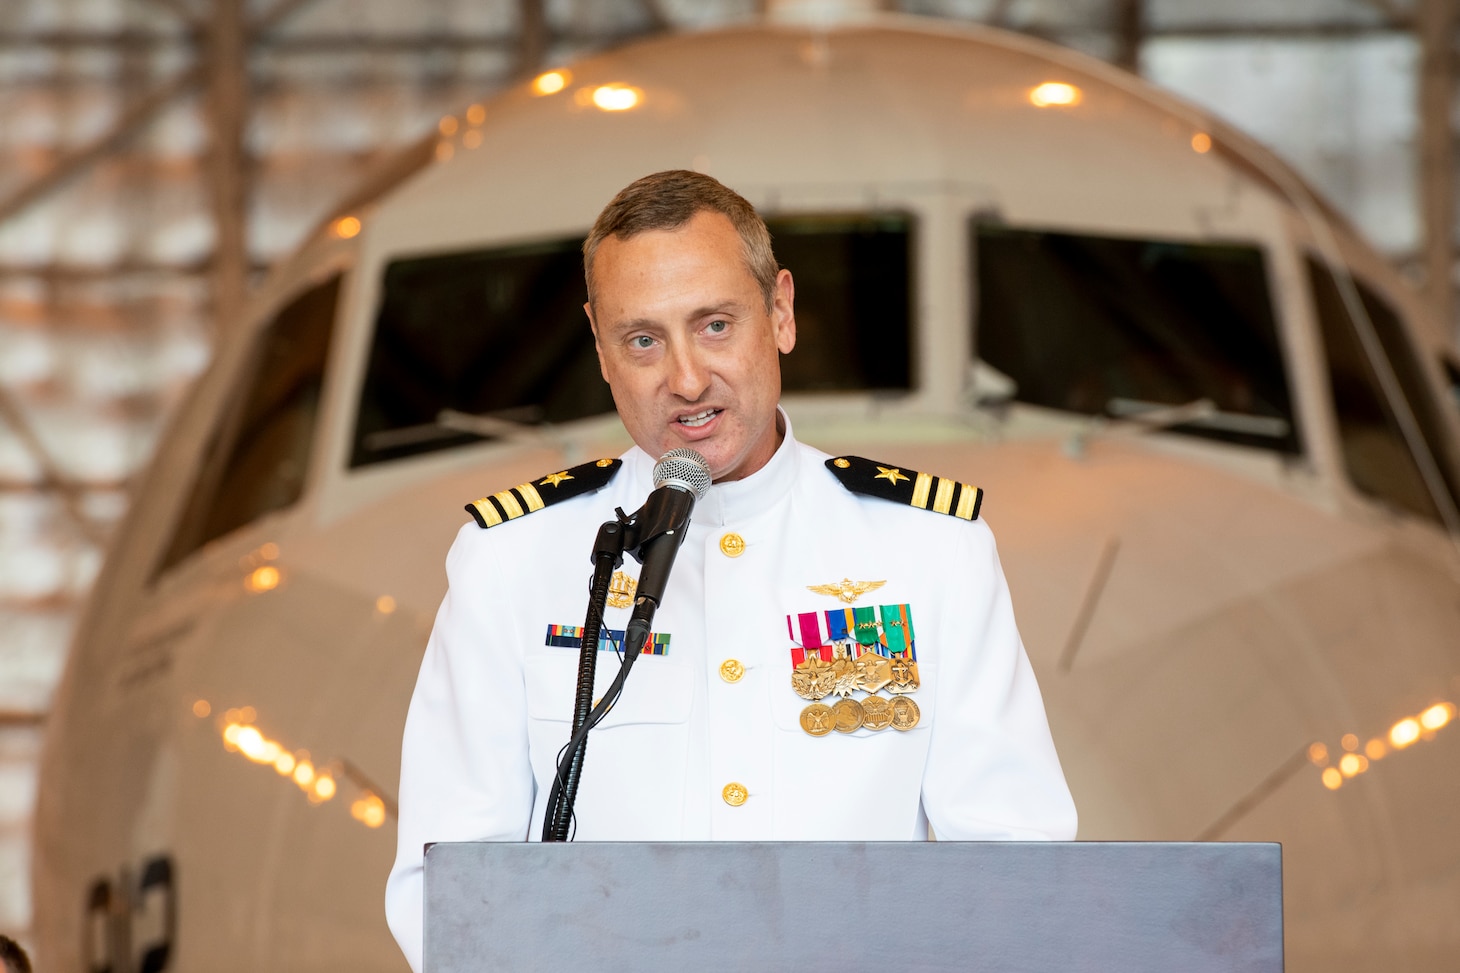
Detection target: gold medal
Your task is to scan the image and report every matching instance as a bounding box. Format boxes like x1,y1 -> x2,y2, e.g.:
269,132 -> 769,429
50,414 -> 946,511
860,695 -> 893,730
887,656 -> 920,695
800,702 -> 836,736
832,697 -> 865,733
890,695 -> 921,730
854,654 -> 892,694
831,652 -> 859,697
791,655 -> 838,700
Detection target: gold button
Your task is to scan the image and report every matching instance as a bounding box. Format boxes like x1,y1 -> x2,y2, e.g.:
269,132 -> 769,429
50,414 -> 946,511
722,782 -> 748,807
719,659 -> 745,683
719,533 -> 746,557
596,458 -> 614,467
834,458 -> 851,468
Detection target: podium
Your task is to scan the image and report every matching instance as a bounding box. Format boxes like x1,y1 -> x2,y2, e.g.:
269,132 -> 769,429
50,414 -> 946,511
424,841 -> 1282,972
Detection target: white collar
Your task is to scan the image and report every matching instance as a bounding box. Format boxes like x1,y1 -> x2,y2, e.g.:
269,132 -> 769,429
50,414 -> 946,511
621,407 -> 800,528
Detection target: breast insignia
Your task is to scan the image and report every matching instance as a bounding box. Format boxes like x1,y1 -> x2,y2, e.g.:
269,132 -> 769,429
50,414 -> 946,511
465,458 -> 622,528
825,456 -> 983,521
807,578 -> 887,604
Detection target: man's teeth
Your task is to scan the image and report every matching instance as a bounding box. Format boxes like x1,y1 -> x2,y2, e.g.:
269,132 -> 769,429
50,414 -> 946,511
678,409 -> 717,428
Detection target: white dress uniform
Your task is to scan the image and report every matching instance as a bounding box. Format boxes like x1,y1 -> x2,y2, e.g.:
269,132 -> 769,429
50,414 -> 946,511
385,413 -> 1076,972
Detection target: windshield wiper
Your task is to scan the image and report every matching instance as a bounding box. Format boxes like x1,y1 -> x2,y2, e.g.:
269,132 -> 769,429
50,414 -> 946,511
361,405 -> 548,452
1106,397 -> 1291,439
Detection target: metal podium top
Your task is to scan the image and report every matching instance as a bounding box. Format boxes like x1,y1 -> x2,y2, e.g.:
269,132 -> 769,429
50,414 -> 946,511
424,841 -> 1282,973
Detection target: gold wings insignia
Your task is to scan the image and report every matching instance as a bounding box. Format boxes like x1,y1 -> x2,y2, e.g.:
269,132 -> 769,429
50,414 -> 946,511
807,578 -> 888,605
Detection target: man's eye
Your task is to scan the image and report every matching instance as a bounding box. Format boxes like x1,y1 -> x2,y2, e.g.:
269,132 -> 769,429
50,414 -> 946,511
706,320 -> 728,334
631,335 -> 655,349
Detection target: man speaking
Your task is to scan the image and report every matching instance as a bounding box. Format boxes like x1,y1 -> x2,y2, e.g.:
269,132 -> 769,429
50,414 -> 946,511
386,170 -> 1076,971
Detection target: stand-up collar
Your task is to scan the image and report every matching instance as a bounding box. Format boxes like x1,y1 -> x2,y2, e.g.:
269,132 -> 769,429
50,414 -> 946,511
620,408 -> 801,528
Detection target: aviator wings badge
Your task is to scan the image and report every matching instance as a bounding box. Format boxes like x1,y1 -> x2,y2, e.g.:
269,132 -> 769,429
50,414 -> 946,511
607,571 -> 637,609
807,578 -> 887,605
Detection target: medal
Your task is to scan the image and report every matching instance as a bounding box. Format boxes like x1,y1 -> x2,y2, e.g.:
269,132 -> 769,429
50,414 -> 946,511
791,655 -> 838,700
787,599 -> 921,738
860,695 -> 893,731
832,697 -> 865,733
889,695 -> 921,730
830,644 -> 859,697
854,654 -> 892,694
887,656 -> 920,694
800,702 -> 836,736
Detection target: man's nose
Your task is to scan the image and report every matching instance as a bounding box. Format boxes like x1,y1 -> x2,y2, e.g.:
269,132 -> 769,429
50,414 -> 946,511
666,344 -> 711,401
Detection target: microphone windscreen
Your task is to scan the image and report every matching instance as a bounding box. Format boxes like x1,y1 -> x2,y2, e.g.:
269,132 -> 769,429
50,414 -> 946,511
653,448 -> 712,500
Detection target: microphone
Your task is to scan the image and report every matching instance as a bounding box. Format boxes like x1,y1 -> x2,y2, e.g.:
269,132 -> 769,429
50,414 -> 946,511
623,448 -> 711,658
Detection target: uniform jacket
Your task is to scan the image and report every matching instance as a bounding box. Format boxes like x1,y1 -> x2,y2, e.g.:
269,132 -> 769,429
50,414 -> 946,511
386,416 -> 1077,972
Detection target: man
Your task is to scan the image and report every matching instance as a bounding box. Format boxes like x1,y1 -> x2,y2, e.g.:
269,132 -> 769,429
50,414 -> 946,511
386,170 -> 1076,971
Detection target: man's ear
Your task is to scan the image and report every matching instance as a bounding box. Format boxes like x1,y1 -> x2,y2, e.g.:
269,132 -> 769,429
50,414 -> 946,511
772,269 -> 796,355
585,301 -> 610,383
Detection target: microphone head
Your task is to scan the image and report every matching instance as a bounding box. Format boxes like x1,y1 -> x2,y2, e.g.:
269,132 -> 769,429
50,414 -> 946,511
653,448 -> 712,500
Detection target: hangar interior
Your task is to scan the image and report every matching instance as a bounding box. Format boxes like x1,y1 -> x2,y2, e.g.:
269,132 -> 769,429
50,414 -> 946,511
2,0 -> 1458,952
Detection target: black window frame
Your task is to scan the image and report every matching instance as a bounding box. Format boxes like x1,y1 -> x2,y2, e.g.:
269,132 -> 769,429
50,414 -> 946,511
156,272 -> 342,576
349,212 -> 919,469
971,221 -> 1303,456
1306,256 -> 1460,528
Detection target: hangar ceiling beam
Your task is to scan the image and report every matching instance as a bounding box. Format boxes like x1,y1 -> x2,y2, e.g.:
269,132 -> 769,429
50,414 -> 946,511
640,0 -> 672,33
130,0 -> 202,29
254,0 -> 325,37
518,0 -> 548,79
207,0 -> 249,332
1360,0 -> 1414,26
0,389 -> 108,545
0,66 -> 202,227
1113,0 -> 1144,75
1418,0 -> 1456,331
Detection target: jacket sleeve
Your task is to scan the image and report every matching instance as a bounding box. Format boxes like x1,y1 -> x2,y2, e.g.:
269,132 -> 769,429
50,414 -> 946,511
920,519 -> 1078,841
385,522 -> 536,973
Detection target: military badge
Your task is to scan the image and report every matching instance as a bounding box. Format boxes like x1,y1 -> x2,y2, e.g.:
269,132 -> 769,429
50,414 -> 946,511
889,695 -> 921,731
606,571 -> 637,610
785,600 -> 920,736
791,656 -> 837,700
806,578 -> 887,605
545,623 -> 670,656
799,703 -> 836,736
860,695 -> 893,731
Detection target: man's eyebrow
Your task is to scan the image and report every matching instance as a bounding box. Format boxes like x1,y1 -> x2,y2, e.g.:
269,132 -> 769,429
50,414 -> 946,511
606,301 -> 749,335
691,300 -> 749,319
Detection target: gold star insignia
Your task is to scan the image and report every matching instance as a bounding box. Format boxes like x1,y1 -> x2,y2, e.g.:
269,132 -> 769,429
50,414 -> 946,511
539,471 -> 574,487
807,578 -> 887,605
874,466 -> 909,486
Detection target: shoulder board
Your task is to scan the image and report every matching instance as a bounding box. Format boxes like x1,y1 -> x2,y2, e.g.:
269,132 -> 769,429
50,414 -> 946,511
466,458 -> 622,529
825,456 -> 983,521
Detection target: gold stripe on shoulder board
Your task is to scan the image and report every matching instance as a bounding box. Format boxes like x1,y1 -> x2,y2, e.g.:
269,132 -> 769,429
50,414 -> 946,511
824,455 -> 984,522
465,457 -> 623,529
469,496 -> 504,527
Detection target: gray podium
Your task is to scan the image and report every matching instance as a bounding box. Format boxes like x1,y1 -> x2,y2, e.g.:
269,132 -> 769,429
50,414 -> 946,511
424,841 -> 1282,972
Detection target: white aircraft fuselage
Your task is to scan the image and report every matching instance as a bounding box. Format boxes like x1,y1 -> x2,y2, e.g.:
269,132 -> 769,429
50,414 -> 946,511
34,15 -> 1460,972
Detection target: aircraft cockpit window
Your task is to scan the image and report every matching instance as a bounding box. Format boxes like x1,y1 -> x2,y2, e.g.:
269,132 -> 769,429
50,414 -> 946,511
767,213 -> 913,394
350,214 -> 914,467
973,225 -> 1301,454
1307,259 -> 1460,525
159,273 -> 341,574
351,237 -> 607,467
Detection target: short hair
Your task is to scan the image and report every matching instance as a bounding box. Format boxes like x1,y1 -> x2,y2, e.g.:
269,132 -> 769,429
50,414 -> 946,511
583,170 -> 778,311
0,935 -> 32,973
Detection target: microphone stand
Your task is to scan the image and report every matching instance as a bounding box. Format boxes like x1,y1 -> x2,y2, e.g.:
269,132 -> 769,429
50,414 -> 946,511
541,516 -> 625,842
541,495 -> 687,842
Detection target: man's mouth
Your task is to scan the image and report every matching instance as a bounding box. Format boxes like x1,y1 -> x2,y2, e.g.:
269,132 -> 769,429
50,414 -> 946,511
677,408 -> 720,428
